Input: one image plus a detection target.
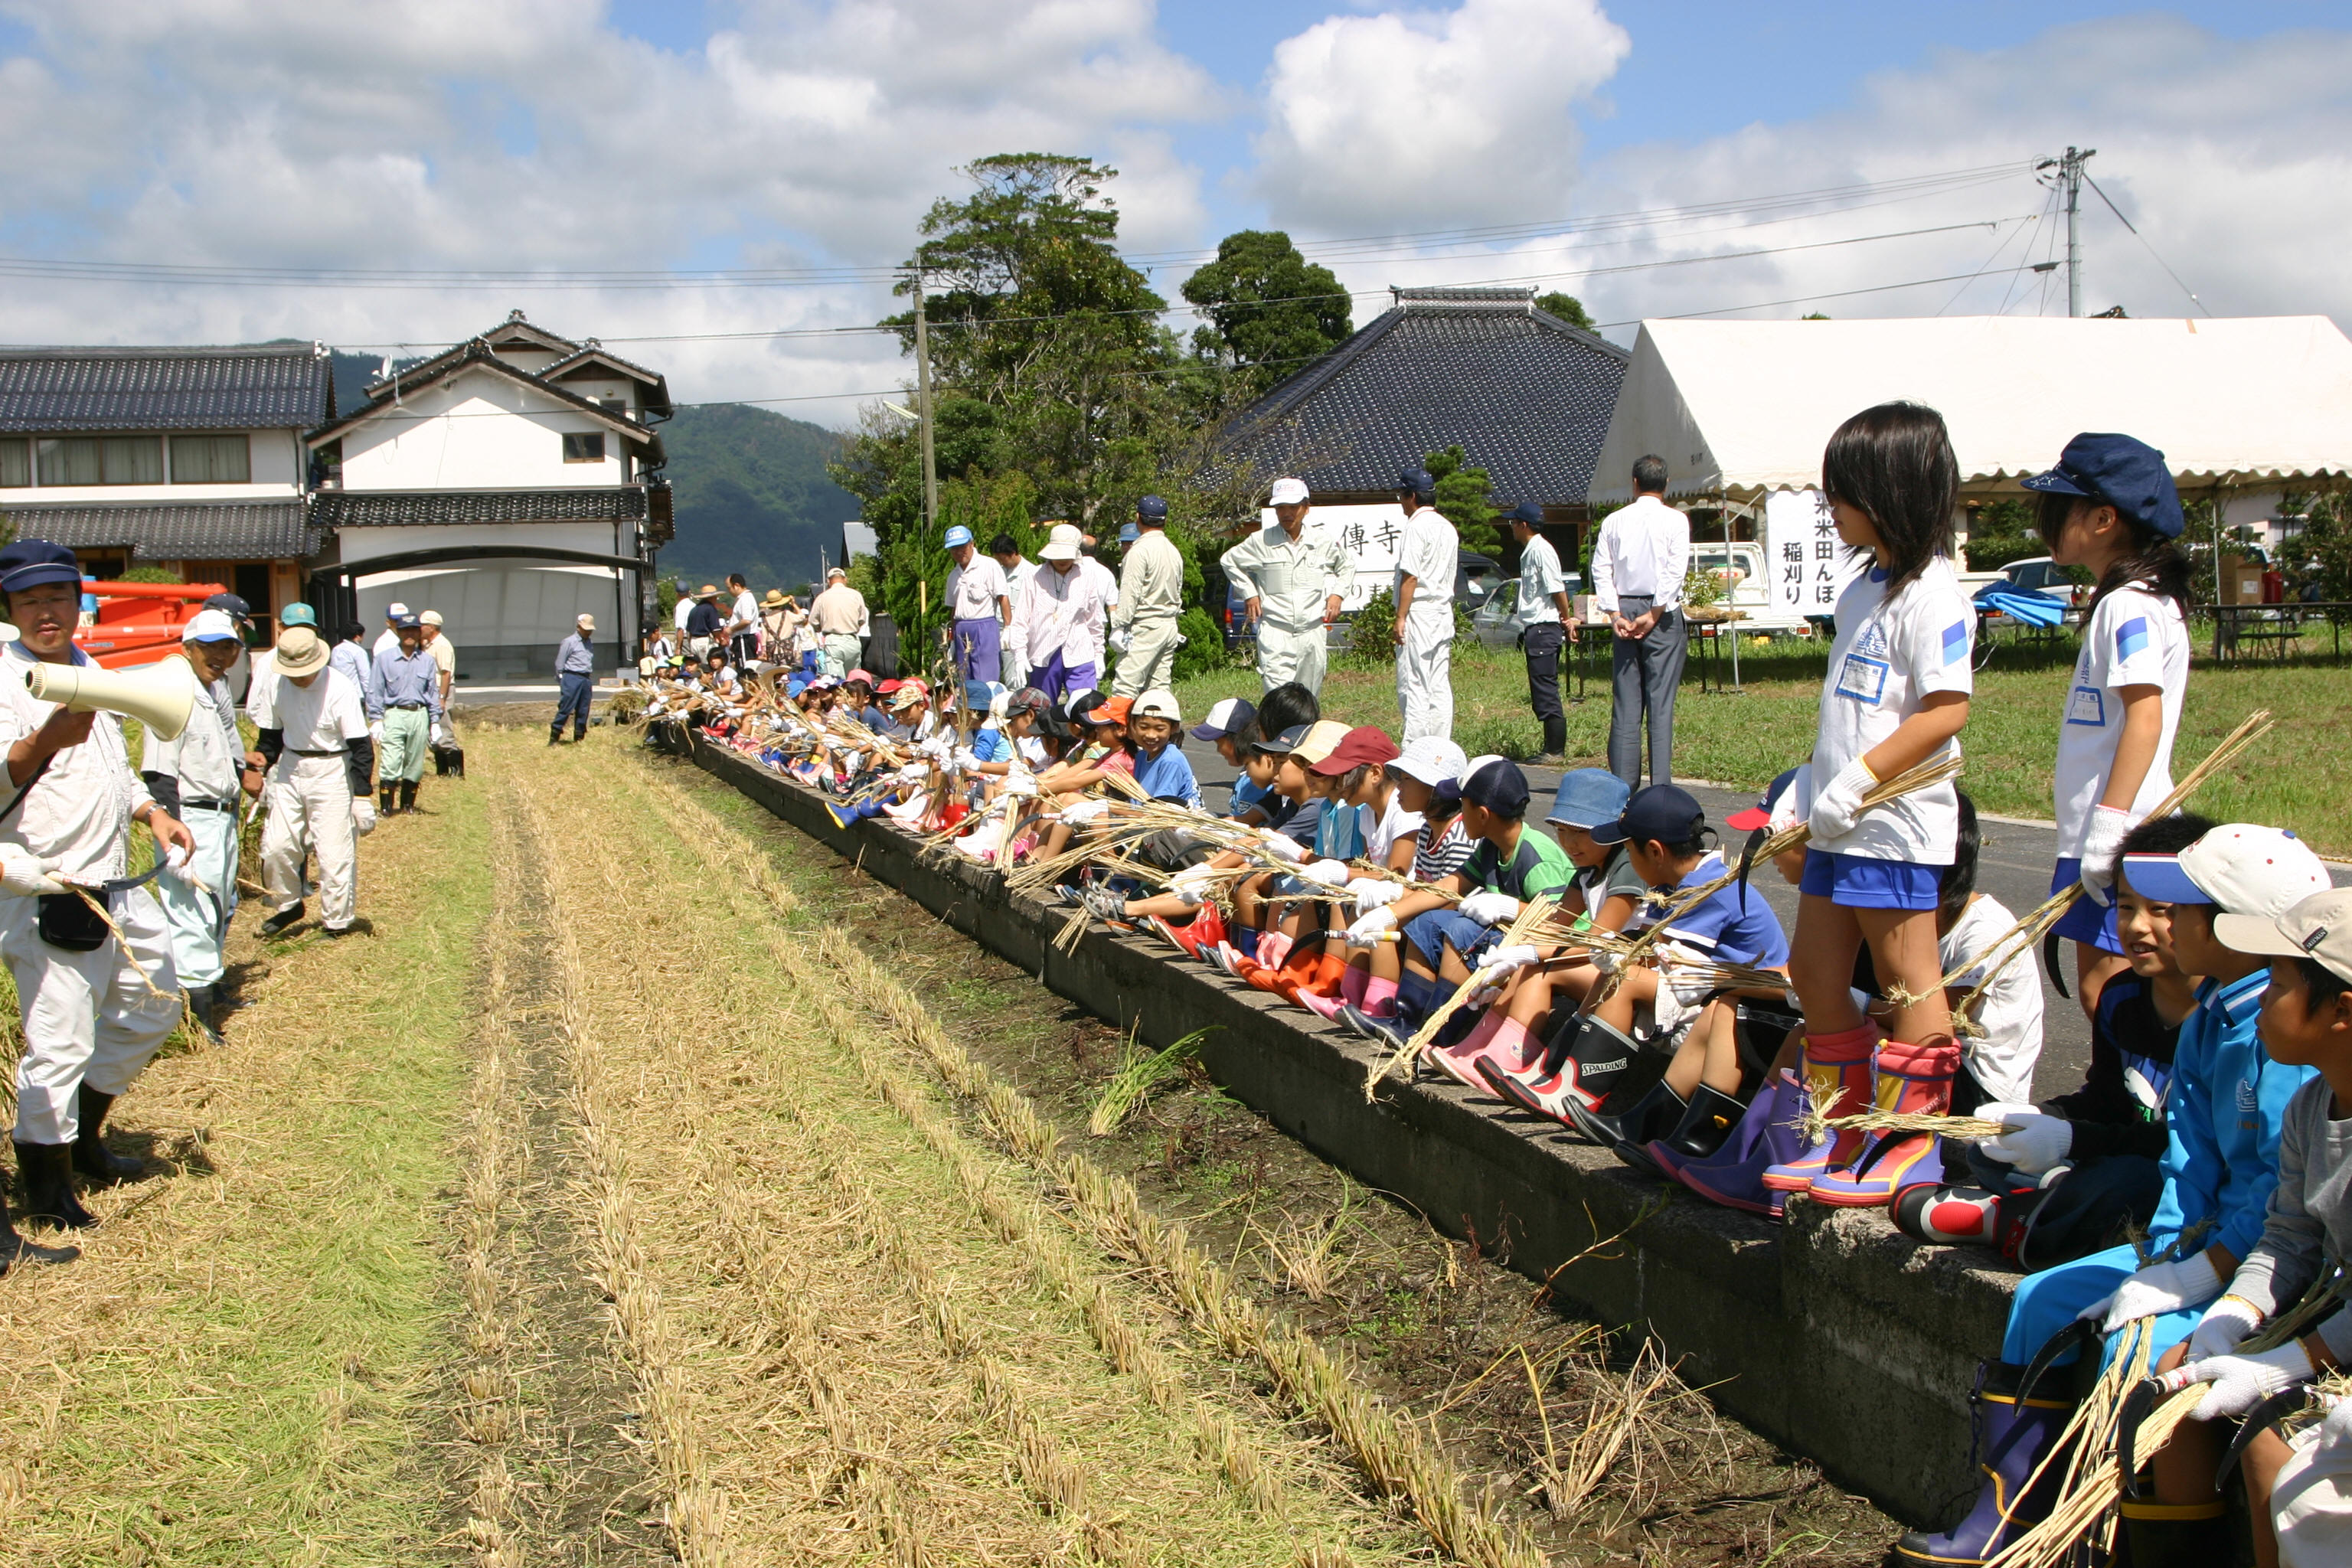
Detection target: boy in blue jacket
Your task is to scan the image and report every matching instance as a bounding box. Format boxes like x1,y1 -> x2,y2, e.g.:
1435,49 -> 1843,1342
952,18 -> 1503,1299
1895,823 -> 2331,1567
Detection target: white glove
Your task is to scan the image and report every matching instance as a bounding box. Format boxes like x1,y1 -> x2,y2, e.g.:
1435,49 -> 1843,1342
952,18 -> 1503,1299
1345,906 -> 1398,946
1298,859 -> 1350,889
1001,773 -> 1037,800
368,720 -> 384,744
2185,1295 -> 2263,1364
1476,943 -> 1538,976
1806,756 -> 1877,842
160,843 -> 196,882
897,763 -> 929,783
1257,832 -> 1308,863
1168,863 -> 1218,896
2082,1252 -> 2224,1332
0,848 -> 65,897
2186,1341 -> 2315,1422
1061,800 -> 1108,826
1348,877 -> 1405,918
2077,806 -> 2131,906
954,747 -> 982,769
351,795 -> 377,837
1458,890 -> 1521,926
1106,627 -> 1129,653
1591,947 -> 1622,975
1977,1105 -> 2074,1176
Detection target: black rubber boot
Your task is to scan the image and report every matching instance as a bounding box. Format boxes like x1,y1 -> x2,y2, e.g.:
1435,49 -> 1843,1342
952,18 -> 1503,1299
0,1181 -> 77,1274
547,727 -> 562,746
72,1087 -> 144,1183
260,902 -> 305,937
379,785 -> 397,815
16,1142 -> 95,1230
399,780 -> 417,814
2115,1500 -> 2227,1566
1662,1085 -> 1749,1160
1566,1077 -> 1685,1152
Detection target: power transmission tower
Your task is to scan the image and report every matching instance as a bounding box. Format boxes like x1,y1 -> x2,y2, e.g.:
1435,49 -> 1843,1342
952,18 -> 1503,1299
2037,147 -> 2096,317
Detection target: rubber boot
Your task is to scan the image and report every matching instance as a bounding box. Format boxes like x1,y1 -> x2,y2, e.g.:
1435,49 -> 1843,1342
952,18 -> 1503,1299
1762,1023 -> 1881,1194
2115,1500 -> 2227,1566
16,1142 -> 95,1230
1563,1076 -> 1684,1152
1656,1084 -> 1748,1161
1652,1069 -> 1813,1217
399,780 -> 417,814
71,1087 -> 143,1183
1892,1360 -> 2076,1566
1483,1015 -> 1638,1123
1811,1039 -> 1962,1207
0,1181 -> 77,1275
378,785 -> 397,816
1425,1011 -> 1539,1093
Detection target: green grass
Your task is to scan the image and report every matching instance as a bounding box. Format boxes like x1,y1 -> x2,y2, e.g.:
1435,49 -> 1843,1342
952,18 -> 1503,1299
1175,632 -> 2352,854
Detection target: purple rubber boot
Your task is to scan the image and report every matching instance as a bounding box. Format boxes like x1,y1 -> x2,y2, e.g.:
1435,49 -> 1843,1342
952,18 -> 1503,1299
1651,1069 -> 1811,1217
1892,1360 -> 2075,1566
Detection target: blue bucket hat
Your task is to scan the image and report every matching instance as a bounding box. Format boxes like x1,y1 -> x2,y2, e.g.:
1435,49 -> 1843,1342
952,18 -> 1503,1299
0,540 -> 80,595
1545,768 -> 1629,829
2020,433 -> 2184,540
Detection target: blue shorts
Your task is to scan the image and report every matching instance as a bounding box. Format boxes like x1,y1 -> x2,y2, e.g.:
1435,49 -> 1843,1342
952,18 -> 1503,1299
2050,860 -> 2124,955
1799,849 -> 1943,911
1403,908 -> 1501,968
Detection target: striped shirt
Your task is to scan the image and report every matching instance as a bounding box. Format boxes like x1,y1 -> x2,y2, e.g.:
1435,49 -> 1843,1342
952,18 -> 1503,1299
1412,815 -> 1475,883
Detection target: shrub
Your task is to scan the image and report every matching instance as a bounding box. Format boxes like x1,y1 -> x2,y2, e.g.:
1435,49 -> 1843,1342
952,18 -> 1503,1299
1174,607 -> 1227,681
1345,588 -> 1395,667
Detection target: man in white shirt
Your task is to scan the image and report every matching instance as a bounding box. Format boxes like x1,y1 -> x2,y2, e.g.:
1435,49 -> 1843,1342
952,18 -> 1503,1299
141,610 -> 256,1031
1389,466 -> 1458,742
253,625 -> 376,938
991,532 -> 1038,691
942,524 -> 1010,684
671,586 -> 694,647
1592,455 -> 1690,786
1024,524 -> 1112,701
0,540 -> 195,1244
1110,496 -> 1184,697
723,573 -> 760,668
1223,475 -> 1346,695
1506,502 -> 1575,763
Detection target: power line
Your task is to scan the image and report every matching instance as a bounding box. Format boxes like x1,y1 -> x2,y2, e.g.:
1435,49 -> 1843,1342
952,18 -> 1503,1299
2079,170 -> 2210,316
1597,263 -> 2046,327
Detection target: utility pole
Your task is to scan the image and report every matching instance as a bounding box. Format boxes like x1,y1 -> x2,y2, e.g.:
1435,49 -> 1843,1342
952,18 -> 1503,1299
2060,146 -> 2094,318
910,269 -> 940,531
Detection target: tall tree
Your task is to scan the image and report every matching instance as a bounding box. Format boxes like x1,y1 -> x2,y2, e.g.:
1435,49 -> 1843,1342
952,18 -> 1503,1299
1426,445 -> 1501,560
1532,292 -> 1596,332
1181,230 -> 1352,397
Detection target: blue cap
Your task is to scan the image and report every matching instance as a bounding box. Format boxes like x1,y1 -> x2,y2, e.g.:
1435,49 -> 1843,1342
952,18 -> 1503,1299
1461,758 -> 1530,816
1136,495 -> 1168,523
786,676 -> 810,698
1545,768 -> 1629,829
394,612 -> 422,629
1503,501 -> 1544,528
2020,433 -> 2184,540
204,592 -> 253,621
1592,784 -> 1707,848
2117,851 -> 2211,906
942,524 -> 974,549
0,540 -> 80,595
1118,522 -> 1140,544
1396,466 -> 1435,498
279,601 -> 318,628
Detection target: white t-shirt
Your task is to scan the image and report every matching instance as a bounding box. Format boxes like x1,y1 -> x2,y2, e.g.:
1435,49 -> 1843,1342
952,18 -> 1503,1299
729,590 -> 758,637
1359,789 -> 1424,866
250,665 -> 370,754
1515,534 -> 1566,623
1809,557 -> 1975,864
1396,508 -> 1459,632
673,596 -> 694,633
1942,893 -> 2045,1104
2052,584 -> 2189,857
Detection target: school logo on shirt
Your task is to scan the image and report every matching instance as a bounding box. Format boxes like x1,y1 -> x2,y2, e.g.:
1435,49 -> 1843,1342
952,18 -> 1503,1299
1940,620 -> 1969,665
2116,616 -> 2150,662
1853,623 -> 1890,660
2235,1077 -> 2259,1115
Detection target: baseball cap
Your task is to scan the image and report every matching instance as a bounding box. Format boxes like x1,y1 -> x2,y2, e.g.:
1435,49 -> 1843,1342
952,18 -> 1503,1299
1546,768 -> 1630,829
1190,695 -> 1256,741
1084,694 -> 1135,727
846,669 -> 874,686
203,592 -> 251,622
888,684 -> 927,710
1289,720 -> 1352,769
1117,522 -> 1140,544
943,524 -> 974,549
1396,466 -> 1435,497
1269,477 -> 1308,506
2120,824 -> 2331,914
1137,495 -> 1168,523
181,608 -> 243,644
1726,766 -> 1805,832
384,600 -> 410,619
1592,784 -> 1707,848
876,678 -> 903,695
2214,889 -> 2352,985
1006,686 -> 1050,715
1039,523 -> 1083,562
1309,725 -> 1400,776
1251,721 -> 1313,756
1062,688 -> 1104,723
394,612 -> 422,629
420,609 -> 443,627
826,566 -> 847,580
2021,433 -> 2185,540
1502,501 -> 1544,528
1461,758 -> 1532,817
1133,690 -> 1182,722
1389,735 -> 1469,789
278,601 -> 318,628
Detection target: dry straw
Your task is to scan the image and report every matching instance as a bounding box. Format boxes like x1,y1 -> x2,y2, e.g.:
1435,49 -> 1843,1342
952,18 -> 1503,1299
1362,896 -> 1559,1101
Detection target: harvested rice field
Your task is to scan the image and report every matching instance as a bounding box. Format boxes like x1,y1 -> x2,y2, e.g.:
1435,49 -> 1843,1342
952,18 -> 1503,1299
0,721 -> 1898,1566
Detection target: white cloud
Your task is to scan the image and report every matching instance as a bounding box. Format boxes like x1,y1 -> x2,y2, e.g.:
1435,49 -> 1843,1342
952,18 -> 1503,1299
1250,0 -> 1628,231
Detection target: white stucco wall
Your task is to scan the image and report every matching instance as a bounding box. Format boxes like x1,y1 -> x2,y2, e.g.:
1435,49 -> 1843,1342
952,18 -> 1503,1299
0,426 -> 304,502
356,558 -> 637,678
333,520 -> 633,569
335,366 -> 642,491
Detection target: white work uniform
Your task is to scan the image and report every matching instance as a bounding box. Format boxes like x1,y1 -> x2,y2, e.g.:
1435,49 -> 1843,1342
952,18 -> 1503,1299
946,554 -> 1008,622
1223,517 -> 1348,694
0,642 -> 181,1145
998,558 -> 1037,688
142,666 -> 244,988
1810,558 -> 1975,865
1024,562 -> 1111,675
2052,584 -> 2188,858
1111,528 -> 1184,697
250,666 -> 368,931
1393,506 -> 1459,742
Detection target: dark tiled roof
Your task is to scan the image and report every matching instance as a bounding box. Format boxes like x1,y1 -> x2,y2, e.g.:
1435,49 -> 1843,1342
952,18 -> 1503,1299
543,344 -> 675,416
364,315 -> 580,398
314,487 -> 648,528
0,344 -> 331,433
5,501 -> 316,560
1227,287 -> 1630,505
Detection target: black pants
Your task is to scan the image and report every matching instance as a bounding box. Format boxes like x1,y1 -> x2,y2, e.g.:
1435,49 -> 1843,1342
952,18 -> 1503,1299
1523,622 -> 1566,755
730,632 -> 760,668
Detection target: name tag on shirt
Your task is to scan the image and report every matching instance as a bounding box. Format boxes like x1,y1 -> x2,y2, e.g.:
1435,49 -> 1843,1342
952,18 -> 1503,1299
2066,685 -> 2106,727
1834,652 -> 1889,705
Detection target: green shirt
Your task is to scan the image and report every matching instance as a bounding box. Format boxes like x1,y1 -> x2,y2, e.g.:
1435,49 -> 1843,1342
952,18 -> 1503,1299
1462,828 -> 1576,902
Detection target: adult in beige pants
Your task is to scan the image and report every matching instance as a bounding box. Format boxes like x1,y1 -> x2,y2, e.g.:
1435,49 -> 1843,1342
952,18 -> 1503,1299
249,626 -> 375,939
1110,495 -> 1184,697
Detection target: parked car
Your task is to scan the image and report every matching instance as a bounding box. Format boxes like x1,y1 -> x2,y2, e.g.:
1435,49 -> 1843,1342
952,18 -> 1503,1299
1468,571 -> 1586,649
1972,556 -> 2087,623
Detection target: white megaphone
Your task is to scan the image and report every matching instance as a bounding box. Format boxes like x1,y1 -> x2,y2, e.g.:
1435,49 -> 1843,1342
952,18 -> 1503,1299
24,655 -> 198,741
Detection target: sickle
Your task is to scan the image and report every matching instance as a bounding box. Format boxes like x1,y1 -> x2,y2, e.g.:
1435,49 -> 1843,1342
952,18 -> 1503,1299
2040,928 -> 2072,1000
2118,1377 -> 2169,1498
2216,1388 -> 2312,1492
1733,825 -> 1768,913
2018,1318 -> 2102,1406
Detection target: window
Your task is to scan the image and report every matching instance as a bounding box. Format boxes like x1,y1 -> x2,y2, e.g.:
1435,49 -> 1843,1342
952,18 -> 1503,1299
170,433 -> 250,484
562,431 -> 606,464
36,435 -> 164,485
0,440 -> 25,488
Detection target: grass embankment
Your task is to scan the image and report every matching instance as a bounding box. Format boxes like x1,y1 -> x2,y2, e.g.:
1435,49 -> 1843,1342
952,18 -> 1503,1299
0,776 -> 492,1563
1176,635 -> 2352,852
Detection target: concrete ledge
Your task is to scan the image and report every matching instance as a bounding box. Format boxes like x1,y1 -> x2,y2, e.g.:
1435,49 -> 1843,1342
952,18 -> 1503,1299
684,735 -> 2021,1527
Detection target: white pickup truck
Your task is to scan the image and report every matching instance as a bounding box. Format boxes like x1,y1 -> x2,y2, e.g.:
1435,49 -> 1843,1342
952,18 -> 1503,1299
1684,541 -> 1815,635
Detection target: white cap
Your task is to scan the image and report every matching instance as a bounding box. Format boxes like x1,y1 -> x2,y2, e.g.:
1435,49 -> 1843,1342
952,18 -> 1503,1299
826,566 -> 847,580
182,608 -> 243,643
1269,477 -> 1309,506
1038,523 -> 1083,562
2127,824 -> 2334,916
420,609 -> 443,627
1133,690 -> 1182,722
577,612 -> 596,629
1389,735 -> 1470,787
386,601 -> 410,618
2216,888 -> 2352,985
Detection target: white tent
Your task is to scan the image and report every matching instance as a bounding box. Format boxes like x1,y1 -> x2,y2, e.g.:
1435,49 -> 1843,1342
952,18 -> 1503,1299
1586,315 -> 2352,505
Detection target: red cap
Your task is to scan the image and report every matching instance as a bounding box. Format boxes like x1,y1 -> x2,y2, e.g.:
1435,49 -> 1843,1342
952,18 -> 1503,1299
1083,694 -> 1134,726
876,678 -> 903,694
1308,725 -> 1401,776
1724,804 -> 1771,831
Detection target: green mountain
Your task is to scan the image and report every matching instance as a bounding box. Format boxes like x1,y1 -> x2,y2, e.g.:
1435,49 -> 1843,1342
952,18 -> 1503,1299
655,403 -> 860,593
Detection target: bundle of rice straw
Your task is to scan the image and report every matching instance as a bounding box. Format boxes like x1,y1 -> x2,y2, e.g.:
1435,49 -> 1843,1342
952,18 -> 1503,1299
1361,895 -> 1559,1100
